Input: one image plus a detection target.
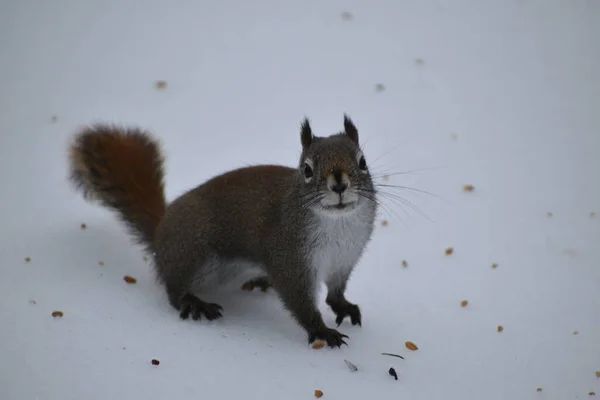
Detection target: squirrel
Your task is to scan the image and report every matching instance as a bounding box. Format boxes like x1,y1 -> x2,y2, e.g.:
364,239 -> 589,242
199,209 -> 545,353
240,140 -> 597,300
68,115 -> 377,348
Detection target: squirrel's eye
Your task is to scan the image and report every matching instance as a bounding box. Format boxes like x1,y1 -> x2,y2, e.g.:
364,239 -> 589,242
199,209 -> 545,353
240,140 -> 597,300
304,163 -> 314,179
358,156 -> 367,171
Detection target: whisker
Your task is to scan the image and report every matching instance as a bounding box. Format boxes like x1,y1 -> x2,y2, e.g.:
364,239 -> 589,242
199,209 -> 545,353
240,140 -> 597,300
373,183 -> 447,202
356,190 -> 407,226
366,143 -> 405,169
374,190 -> 434,222
370,166 -> 444,179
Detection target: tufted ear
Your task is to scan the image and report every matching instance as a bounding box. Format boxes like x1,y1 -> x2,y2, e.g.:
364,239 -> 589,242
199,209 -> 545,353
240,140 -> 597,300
343,114 -> 359,144
300,117 -> 313,149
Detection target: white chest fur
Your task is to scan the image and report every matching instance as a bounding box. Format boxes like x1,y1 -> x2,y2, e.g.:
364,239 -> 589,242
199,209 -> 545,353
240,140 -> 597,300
306,206 -> 375,287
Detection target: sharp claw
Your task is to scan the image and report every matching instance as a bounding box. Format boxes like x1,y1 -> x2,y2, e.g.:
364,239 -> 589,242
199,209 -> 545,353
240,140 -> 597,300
179,308 -> 190,320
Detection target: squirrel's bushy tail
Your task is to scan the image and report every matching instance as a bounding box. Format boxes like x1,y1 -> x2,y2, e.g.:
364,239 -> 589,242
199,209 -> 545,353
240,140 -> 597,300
68,124 -> 166,251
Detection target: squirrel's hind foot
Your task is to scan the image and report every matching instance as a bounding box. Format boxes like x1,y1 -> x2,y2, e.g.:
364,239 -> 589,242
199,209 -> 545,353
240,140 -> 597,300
179,293 -> 223,321
241,276 -> 271,292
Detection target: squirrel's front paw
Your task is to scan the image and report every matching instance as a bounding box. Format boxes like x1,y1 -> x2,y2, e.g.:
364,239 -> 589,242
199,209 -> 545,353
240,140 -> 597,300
308,327 -> 349,348
333,303 -> 362,327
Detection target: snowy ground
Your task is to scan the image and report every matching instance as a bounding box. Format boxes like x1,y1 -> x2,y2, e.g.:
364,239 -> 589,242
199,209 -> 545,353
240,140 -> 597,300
1,1 -> 599,399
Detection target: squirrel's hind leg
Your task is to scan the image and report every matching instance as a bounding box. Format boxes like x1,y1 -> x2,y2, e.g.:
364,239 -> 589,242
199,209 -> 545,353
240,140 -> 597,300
157,256 -> 225,321
178,293 -> 223,321
165,284 -> 224,321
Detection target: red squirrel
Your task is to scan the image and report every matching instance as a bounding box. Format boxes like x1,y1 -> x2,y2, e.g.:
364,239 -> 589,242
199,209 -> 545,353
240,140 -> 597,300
68,116 -> 377,347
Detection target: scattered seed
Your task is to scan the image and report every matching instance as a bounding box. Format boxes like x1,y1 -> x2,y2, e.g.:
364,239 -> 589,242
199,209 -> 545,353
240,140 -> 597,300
80,223 -> 87,230
451,133 -> 458,141
591,212 -> 596,218
463,184 -> 474,192
381,220 -> 389,227
312,341 -> 325,350
98,261 -> 104,266
25,257 -> 31,263
405,341 -> 418,351
383,175 -> 389,181
497,325 -> 504,332
375,83 -> 386,92
491,263 -> 498,269
460,300 -> 469,307
51,115 -> 58,123
573,330 -> 579,335
51,311 -> 63,318
154,80 -> 167,89
29,300 -> 36,305
595,371 -> 600,378
143,256 -> 149,262
381,353 -> 404,359
589,392 -> 596,396
537,388 -> 543,392
344,359 -> 358,372
401,260 -> 408,268
546,212 -> 553,217
151,359 -> 160,366
414,58 -> 424,66
314,389 -> 324,398
388,367 -> 398,380
445,247 -> 454,256
123,275 -> 137,284
341,11 -> 353,20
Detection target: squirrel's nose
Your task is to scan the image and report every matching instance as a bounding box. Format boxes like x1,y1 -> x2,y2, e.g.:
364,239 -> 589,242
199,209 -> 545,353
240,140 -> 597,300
330,182 -> 348,194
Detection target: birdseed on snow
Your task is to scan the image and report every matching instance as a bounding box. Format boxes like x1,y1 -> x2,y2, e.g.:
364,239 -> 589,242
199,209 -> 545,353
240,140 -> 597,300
312,341 -> 325,350
405,341 -> 418,351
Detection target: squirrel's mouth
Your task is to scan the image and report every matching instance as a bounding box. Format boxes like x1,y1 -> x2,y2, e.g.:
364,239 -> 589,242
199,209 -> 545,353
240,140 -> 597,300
322,201 -> 356,211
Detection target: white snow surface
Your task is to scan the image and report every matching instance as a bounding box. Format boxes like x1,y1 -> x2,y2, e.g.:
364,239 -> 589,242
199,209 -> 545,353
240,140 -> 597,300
1,1 -> 599,399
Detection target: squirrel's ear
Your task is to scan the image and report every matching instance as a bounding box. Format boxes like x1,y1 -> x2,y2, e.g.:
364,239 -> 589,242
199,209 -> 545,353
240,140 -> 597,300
343,114 -> 359,144
300,118 -> 313,148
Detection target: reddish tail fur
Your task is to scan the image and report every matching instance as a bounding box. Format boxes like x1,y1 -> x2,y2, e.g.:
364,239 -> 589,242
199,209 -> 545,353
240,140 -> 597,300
68,124 -> 166,250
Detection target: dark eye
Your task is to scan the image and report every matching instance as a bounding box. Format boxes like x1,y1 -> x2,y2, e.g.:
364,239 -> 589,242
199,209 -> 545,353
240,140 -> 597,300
304,163 -> 314,179
358,156 -> 367,171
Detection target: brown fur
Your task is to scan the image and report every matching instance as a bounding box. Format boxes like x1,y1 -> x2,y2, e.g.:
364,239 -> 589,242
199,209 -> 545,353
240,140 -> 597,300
68,124 -> 166,249
67,117 -> 377,348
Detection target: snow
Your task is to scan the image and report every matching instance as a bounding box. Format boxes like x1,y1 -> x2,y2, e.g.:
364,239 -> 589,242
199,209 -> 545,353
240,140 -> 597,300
1,0 -> 599,399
